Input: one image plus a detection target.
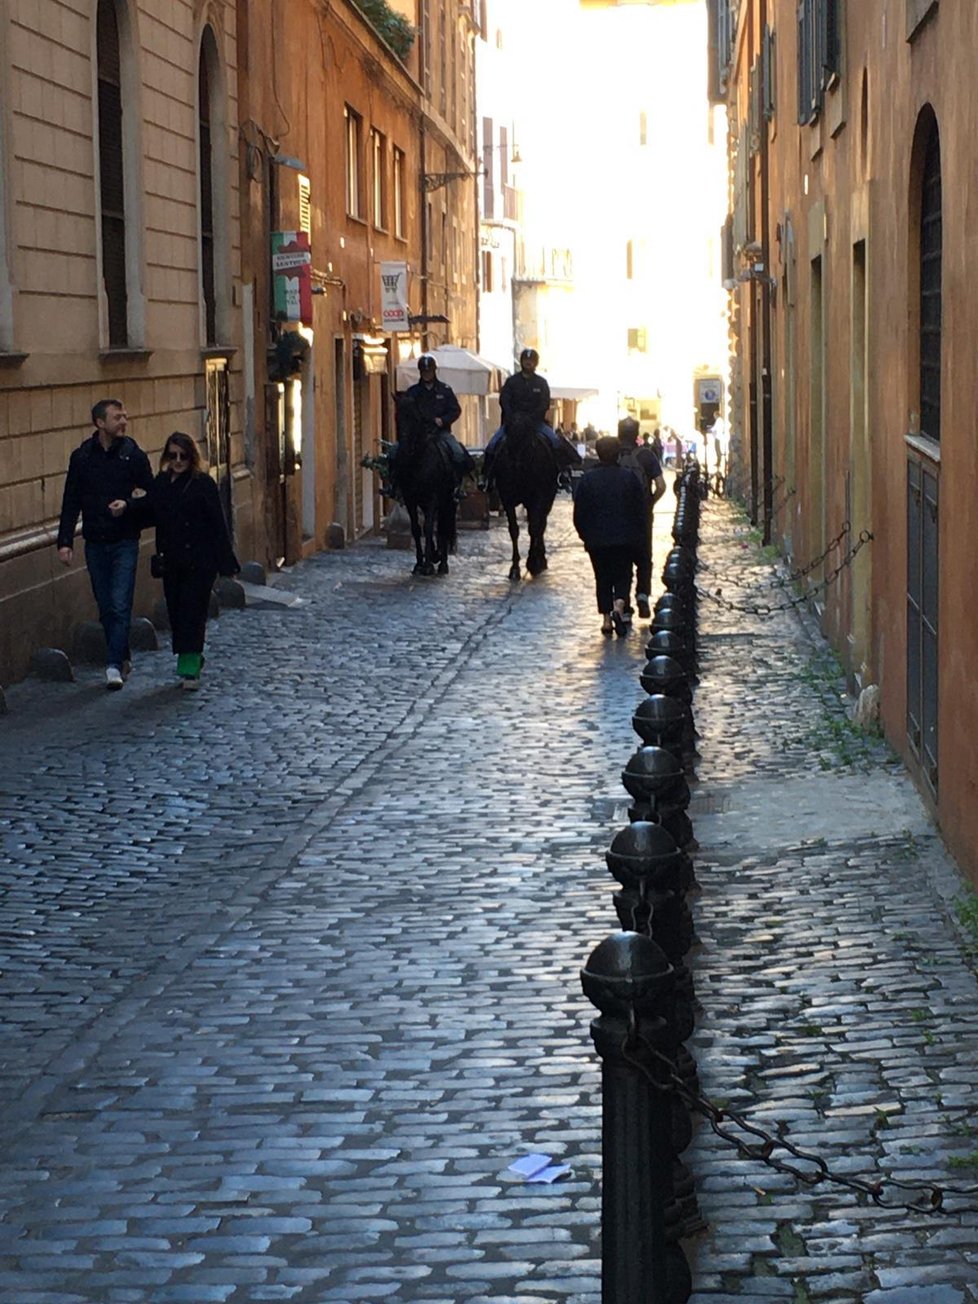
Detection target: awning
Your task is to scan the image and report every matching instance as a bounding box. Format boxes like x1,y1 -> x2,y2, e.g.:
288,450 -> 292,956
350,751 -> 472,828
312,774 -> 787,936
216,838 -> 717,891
548,384 -> 600,401
395,345 -> 507,396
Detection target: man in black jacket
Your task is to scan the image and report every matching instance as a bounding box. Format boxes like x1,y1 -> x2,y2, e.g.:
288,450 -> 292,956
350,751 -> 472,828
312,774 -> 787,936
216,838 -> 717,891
617,415 -> 666,619
57,398 -> 154,689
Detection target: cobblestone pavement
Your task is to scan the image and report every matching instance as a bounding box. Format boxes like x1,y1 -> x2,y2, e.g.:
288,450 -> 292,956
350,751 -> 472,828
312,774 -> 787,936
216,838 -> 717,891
1,492 -> 977,1303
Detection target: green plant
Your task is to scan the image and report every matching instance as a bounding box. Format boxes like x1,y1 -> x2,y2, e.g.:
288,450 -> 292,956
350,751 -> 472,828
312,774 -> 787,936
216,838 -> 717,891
351,0 -> 416,58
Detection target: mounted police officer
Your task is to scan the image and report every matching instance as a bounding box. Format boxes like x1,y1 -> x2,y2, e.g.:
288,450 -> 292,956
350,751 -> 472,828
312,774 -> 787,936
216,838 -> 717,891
385,355 -> 472,498
481,348 -> 573,489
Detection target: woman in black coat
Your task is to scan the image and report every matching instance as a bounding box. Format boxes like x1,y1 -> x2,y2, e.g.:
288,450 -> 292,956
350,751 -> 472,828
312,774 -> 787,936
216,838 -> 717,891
112,432 -> 239,689
572,435 -> 649,636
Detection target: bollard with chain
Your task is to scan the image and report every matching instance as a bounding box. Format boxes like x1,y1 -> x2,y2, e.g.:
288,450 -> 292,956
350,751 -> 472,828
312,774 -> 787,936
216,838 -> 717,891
582,932 -> 693,1304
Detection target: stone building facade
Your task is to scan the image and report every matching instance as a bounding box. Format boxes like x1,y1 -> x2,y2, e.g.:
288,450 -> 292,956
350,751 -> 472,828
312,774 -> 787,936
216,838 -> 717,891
712,0 -> 978,880
0,0 -> 481,683
0,0 -> 251,683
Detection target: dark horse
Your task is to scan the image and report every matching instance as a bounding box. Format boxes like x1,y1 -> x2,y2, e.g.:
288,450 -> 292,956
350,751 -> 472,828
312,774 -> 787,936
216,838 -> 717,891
492,412 -> 578,581
396,392 -> 458,576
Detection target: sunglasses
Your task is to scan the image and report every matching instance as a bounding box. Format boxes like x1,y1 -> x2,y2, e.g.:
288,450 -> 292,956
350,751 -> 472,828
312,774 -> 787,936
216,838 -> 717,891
167,450 -> 189,462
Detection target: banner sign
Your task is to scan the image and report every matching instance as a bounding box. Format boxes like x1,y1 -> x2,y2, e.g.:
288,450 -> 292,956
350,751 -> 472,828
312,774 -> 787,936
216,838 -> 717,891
380,260 -> 410,332
271,231 -> 313,327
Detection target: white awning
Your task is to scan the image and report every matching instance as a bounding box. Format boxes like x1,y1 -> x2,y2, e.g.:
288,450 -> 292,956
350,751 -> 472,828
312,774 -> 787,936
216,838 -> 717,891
548,384 -> 600,400
395,345 -> 507,396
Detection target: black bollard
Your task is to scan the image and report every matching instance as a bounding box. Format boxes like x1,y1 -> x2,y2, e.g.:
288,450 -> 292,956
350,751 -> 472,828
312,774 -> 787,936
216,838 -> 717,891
581,932 -> 680,1304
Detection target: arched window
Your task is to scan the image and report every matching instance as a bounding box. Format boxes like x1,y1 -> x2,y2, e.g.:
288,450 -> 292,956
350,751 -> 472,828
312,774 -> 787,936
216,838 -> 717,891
96,0 -> 127,346
94,0 -> 144,350
198,25 -> 229,346
918,123 -> 942,442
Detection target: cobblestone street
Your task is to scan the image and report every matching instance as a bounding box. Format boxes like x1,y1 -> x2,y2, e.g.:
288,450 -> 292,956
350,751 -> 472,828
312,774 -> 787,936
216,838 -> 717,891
2,493 -> 977,1303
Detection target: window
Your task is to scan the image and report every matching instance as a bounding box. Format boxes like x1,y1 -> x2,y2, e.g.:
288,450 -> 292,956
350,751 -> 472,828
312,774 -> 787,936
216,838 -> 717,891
482,117 -> 495,219
198,26 -> 231,347
371,128 -> 387,229
482,249 -> 493,292
96,0 -> 128,346
393,147 -> 405,238
626,240 -> 634,279
345,106 -> 363,219
918,124 -> 942,443
198,34 -> 216,345
797,0 -> 841,125
627,327 -> 647,353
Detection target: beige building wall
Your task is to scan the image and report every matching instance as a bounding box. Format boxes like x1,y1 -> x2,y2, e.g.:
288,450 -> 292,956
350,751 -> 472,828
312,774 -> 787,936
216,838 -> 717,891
0,0 -> 254,685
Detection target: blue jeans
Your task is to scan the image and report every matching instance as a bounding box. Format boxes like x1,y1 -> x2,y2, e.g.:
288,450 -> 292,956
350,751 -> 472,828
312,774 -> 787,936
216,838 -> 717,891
85,538 -> 139,668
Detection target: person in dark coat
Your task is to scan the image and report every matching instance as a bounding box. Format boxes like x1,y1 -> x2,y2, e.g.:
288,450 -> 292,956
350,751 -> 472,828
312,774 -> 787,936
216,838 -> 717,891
57,398 -> 154,689
111,432 -> 238,690
572,435 -> 649,637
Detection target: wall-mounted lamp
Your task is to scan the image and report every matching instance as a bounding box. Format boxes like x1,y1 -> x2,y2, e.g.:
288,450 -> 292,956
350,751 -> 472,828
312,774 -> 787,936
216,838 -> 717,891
423,169 -> 483,192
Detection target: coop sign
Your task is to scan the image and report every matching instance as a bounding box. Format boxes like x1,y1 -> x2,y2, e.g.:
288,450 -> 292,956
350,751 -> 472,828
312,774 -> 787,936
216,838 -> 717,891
379,261 -> 410,332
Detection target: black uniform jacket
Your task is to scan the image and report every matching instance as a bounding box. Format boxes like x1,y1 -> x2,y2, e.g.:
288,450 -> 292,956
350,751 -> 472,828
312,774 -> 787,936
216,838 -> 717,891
572,464 -> 649,553
139,471 -> 239,576
499,371 -> 551,424
57,434 -> 154,548
403,379 -> 462,430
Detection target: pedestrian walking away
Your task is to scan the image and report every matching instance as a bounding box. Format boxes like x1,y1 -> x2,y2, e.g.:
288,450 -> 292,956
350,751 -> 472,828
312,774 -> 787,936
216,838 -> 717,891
110,432 -> 239,690
572,435 -> 649,637
56,398 -> 154,690
616,414 -> 665,619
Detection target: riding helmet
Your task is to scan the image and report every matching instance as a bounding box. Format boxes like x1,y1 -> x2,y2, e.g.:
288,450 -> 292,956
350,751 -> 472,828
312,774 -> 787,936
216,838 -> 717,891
520,348 -> 539,366
418,354 -> 437,371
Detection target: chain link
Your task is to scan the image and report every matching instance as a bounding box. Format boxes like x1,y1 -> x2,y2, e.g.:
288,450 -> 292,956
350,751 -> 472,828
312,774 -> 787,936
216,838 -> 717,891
697,530 -> 873,616
703,520 -> 853,594
621,1033 -> 978,1215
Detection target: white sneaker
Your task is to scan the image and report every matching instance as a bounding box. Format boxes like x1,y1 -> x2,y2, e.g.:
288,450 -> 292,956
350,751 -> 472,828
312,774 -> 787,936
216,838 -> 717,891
105,667 -> 124,690
181,677 -> 200,692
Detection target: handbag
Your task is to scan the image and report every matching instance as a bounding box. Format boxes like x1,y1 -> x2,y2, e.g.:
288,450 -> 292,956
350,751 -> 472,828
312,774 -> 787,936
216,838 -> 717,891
150,553 -> 165,579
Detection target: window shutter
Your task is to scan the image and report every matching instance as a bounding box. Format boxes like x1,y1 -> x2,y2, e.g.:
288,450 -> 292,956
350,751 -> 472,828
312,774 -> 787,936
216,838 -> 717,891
97,0 -> 127,347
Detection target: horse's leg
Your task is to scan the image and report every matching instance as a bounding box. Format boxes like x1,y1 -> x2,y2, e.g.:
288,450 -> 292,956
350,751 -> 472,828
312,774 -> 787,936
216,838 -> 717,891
421,505 -> 436,575
436,495 -> 454,575
407,500 -> 425,573
505,504 -> 521,581
526,494 -> 554,576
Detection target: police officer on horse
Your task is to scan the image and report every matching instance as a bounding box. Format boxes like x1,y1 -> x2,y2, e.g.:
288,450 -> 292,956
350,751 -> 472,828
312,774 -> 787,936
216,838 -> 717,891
386,354 -> 472,498
482,348 -> 575,490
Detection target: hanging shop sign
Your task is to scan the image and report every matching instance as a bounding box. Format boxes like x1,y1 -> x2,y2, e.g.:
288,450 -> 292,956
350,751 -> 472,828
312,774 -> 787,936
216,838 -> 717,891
271,231 -> 313,327
379,260 -> 410,332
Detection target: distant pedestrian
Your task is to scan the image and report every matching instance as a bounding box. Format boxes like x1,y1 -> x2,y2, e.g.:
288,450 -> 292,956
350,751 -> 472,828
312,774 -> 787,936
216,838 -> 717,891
110,432 -> 238,690
650,426 -> 664,463
57,398 -> 154,690
616,416 -> 666,619
573,435 -> 649,637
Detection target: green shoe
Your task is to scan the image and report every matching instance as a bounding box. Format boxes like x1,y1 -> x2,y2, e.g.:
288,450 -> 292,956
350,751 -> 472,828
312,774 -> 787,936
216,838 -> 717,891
177,652 -> 203,679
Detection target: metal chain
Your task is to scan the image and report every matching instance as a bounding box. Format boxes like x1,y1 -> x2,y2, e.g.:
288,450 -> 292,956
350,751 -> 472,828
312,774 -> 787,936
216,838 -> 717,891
697,530 -> 873,616
765,483 -> 796,523
621,1034 -> 978,1214
703,520 -> 853,594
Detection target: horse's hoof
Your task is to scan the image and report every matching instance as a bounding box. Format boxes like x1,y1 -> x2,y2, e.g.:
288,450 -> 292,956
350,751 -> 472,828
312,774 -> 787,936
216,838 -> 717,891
508,567 -> 521,582
412,562 -> 425,575
437,561 -> 449,575
422,562 -> 436,576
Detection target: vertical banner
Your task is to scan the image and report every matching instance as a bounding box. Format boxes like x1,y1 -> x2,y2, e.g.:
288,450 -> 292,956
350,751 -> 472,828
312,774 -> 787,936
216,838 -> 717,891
379,260 -> 410,332
271,231 -> 313,327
